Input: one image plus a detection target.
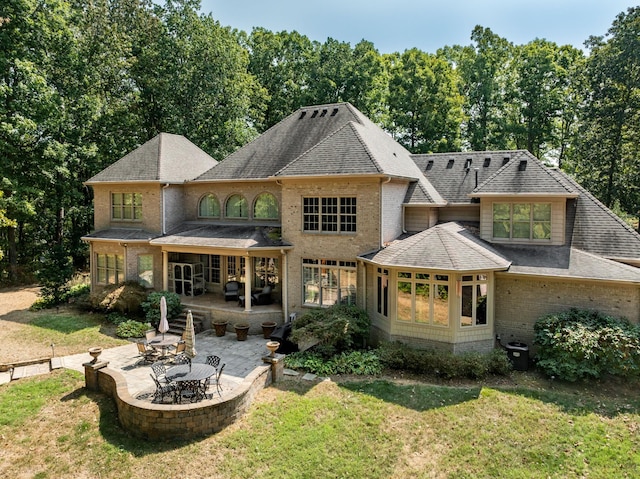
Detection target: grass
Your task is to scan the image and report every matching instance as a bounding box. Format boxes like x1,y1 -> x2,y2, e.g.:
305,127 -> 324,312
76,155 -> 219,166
1,370 -> 639,478
1,311 -> 129,362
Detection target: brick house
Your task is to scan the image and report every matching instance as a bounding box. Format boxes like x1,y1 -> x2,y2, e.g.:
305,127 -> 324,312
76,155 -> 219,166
84,102 -> 640,353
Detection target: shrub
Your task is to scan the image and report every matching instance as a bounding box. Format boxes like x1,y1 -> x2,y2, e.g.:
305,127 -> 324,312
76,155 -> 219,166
89,281 -> 148,315
106,312 -> 129,325
116,319 -> 151,338
141,291 -> 182,326
284,350 -> 382,376
290,304 -> 370,357
534,308 -> 640,381
376,341 -> 512,380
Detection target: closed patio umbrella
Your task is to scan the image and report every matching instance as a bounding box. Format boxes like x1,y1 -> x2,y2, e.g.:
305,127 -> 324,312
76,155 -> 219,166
158,295 -> 169,339
184,310 -> 197,368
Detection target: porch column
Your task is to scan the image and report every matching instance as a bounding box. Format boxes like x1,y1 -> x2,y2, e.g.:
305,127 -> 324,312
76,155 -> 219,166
244,253 -> 252,312
162,251 -> 168,291
281,250 -> 288,322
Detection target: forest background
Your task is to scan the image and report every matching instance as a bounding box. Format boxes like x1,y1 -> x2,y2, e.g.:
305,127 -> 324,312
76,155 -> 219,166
1,0 -> 639,287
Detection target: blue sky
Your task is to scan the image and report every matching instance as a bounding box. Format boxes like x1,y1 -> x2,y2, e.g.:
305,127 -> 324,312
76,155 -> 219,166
199,0 -> 638,53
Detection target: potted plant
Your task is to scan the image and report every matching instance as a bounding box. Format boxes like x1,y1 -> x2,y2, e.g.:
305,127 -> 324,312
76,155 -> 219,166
213,320 -> 228,337
234,322 -> 250,341
260,321 -> 277,339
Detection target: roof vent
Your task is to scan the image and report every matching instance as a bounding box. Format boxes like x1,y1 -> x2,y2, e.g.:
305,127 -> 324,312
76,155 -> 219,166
331,108 -> 339,116
518,160 -> 528,171
426,160 -> 434,171
311,110 -> 319,118
483,157 -> 491,167
299,111 -> 307,119
502,156 -> 510,166
446,159 -> 455,169
320,109 -> 328,117
464,158 -> 472,170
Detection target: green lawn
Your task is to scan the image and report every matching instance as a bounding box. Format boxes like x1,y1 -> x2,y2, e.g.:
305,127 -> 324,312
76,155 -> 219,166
1,371 -> 638,478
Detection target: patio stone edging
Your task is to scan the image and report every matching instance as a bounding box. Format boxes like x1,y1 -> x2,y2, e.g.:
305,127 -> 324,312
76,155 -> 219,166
91,363 -> 272,440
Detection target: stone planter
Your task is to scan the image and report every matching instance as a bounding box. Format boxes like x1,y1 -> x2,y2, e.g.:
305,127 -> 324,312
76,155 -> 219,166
260,321 -> 277,339
213,321 -> 228,337
234,323 -> 250,341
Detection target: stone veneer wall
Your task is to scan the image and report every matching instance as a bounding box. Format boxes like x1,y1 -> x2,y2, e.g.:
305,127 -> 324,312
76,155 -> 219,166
94,363 -> 272,440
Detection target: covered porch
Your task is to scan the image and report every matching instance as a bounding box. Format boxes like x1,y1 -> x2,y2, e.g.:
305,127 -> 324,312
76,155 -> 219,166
149,224 -> 292,331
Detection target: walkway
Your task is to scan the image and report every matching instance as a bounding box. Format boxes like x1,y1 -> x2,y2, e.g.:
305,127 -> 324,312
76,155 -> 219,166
1,330 -> 276,399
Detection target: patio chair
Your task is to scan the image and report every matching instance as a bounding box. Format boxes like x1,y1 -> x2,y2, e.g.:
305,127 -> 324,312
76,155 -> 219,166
144,329 -> 157,344
224,281 -> 241,301
168,341 -> 186,361
172,354 -> 191,366
151,374 -> 176,403
251,285 -> 273,305
151,361 -> 171,384
205,355 -> 221,369
137,341 -> 160,363
202,363 -> 225,397
176,380 -> 203,403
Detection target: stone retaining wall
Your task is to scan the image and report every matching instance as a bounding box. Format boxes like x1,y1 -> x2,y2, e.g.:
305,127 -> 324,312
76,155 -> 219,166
89,361 -> 273,441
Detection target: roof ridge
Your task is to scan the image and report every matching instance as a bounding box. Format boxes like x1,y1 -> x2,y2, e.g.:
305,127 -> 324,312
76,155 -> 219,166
349,122 -> 383,173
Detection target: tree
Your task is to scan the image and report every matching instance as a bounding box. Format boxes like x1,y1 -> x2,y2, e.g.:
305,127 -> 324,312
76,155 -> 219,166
569,7 -> 640,221
386,48 -> 463,153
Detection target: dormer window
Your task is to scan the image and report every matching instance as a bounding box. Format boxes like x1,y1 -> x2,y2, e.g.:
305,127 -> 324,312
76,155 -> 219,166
492,203 -> 551,241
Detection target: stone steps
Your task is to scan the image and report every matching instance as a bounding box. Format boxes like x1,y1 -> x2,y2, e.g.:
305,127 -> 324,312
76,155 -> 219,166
168,309 -> 205,335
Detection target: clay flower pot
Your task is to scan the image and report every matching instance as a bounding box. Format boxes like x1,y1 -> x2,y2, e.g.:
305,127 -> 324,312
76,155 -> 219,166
261,321 -> 277,339
213,321 -> 228,337
234,322 -> 250,341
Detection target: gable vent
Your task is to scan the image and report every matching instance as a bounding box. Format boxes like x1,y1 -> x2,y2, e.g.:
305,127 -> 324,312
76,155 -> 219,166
311,110 -> 319,118
483,157 -> 491,167
331,108 -> 339,116
446,159 -> 455,169
320,109 -> 328,117
518,160 -> 528,171
502,156 -> 510,166
299,111 -> 307,119
426,160 -> 434,171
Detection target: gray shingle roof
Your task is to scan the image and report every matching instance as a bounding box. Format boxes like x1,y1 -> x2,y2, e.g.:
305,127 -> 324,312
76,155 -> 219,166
82,229 -> 159,242
491,244 -> 640,283
149,224 -> 290,249
472,150 -> 577,196
553,170 -> 640,260
86,133 -> 217,184
361,222 -> 511,271
196,103 -> 363,180
412,150 -> 522,204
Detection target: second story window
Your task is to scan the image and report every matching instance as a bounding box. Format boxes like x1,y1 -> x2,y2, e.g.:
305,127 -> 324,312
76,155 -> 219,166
199,194 -> 220,218
253,193 -> 279,220
225,194 -> 248,219
111,193 -> 142,221
492,203 -> 551,240
303,197 -> 356,233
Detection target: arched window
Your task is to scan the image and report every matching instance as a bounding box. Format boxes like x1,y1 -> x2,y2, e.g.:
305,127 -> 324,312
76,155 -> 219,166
198,194 -> 220,218
225,194 -> 248,218
253,192 -> 279,220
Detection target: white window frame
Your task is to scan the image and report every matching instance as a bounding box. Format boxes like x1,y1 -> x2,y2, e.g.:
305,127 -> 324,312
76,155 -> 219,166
492,202 -> 551,241
303,197 -> 357,233
302,259 -> 357,307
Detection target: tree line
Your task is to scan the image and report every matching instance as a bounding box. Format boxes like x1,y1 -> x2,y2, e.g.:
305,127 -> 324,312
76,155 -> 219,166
1,0 -> 639,285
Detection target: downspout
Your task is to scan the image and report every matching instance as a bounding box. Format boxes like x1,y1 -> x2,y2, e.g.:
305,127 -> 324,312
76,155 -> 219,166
162,183 -> 170,235
380,176 -> 391,247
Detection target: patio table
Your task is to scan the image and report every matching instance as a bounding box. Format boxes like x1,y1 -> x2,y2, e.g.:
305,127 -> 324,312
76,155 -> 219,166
148,334 -> 181,359
166,363 -> 217,403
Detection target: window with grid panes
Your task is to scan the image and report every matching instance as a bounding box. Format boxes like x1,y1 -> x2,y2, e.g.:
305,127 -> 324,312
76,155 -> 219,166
111,193 -> 142,221
302,259 -> 356,306
303,196 -> 356,233
97,254 -> 124,285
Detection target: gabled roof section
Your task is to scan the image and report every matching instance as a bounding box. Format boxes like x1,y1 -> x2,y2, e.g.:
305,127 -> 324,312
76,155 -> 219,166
360,222 -> 511,271
551,170 -> 640,261
471,150 -> 577,197
86,133 -> 217,184
412,150 -> 521,204
196,103 -> 364,180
